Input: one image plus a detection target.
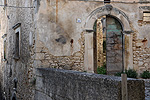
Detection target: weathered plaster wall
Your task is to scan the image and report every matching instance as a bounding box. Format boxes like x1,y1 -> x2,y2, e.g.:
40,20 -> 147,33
0,0 -> 150,99
35,68 -> 145,100
33,0 -> 150,74
0,1 -> 9,99
33,0 -> 90,72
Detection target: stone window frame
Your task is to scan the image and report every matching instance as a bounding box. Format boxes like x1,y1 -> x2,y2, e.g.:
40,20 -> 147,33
104,0 -> 110,3
143,11 -> 150,22
12,23 -> 21,60
2,34 -> 7,61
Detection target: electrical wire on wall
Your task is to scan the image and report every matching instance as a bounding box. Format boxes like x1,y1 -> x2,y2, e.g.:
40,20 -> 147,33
0,5 -> 34,8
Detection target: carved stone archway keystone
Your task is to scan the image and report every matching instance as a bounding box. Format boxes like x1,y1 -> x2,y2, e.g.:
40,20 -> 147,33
85,5 -> 131,32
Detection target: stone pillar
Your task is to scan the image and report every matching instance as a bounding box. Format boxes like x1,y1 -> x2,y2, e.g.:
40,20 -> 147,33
123,31 -> 133,70
84,32 -> 94,73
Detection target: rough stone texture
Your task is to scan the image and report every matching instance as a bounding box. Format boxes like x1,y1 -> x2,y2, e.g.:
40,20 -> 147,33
132,31 -> 150,74
144,79 -> 150,100
0,0 -> 35,100
35,68 -> 145,100
0,0 -> 150,100
0,82 -> 2,100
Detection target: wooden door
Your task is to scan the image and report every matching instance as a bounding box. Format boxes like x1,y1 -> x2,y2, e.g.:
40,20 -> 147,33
106,16 -> 123,74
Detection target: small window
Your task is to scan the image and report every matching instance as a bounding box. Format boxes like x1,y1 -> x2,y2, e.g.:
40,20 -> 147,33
15,32 -> 19,58
12,23 -> 21,59
4,39 -> 7,60
2,34 -> 7,61
143,12 -> 150,22
104,0 -> 110,3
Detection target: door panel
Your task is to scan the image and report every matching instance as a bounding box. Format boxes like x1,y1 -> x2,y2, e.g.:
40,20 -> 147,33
106,16 -> 123,74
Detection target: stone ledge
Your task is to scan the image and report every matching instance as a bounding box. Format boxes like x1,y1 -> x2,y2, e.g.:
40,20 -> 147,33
35,68 -> 145,100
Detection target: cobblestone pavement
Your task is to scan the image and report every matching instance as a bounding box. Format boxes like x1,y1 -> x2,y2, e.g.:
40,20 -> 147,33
145,80 -> 150,100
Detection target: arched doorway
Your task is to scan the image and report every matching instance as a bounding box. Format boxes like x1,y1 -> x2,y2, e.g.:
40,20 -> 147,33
94,15 -> 123,74
84,5 -> 132,73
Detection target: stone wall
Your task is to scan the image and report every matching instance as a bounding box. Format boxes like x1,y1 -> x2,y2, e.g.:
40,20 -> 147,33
35,68 -> 145,100
0,0 -> 150,100
132,28 -> 150,74
0,0 -> 35,100
33,0 -> 86,72
0,82 -> 2,100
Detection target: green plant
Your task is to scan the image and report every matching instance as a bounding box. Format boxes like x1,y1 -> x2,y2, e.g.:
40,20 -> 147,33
140,70 -> 150,79
126,69 -> 137,78
102,62 -> 106,68
114,69 -> 137,78
97,62 -> 106,75
97,66 -> 106,75
114,72 -> 123,77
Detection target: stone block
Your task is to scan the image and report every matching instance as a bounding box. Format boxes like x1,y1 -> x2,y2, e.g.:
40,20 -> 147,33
136,43 -> 143,47
35,91 -> 52,100
133,61 -> 138,64
35,53 -> 45,60
35,47 -> 43,53
144,63 -> 148,67
36,41 -> 44,48
33,60 -> 41,67
143,17 -> 150,22
138,61 -> 144,66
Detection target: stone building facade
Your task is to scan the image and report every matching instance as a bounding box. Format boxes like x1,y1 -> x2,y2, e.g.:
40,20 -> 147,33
32,0 -> 150,74
0,0 -> 34,99
0,0 -> 150,100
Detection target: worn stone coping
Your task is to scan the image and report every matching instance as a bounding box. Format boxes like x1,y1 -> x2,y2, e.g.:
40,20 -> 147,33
142,79 -> 150,87
36,68 -> 143,82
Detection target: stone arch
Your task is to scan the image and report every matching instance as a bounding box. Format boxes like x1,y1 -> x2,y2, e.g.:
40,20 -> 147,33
84,5 -> 131,32
84,5 -> 133,73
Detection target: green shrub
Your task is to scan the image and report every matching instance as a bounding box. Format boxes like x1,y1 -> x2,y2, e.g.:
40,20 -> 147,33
140,70 -> 150,79
114,72 -> 123,77
97,66 -> 106,75
97,62 -> 106,75
114,69 -> 137,78
102,63 -> 106,68
126,69 -> 137,78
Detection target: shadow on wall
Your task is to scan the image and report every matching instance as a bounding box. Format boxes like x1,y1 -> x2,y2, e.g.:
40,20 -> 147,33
0,80 -> 2,100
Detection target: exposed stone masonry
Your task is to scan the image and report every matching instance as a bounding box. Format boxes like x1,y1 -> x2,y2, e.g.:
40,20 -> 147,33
33,32 -> 85,71
96,18 -> 104,67
132,29 -> 150,74
0,0 -> 150,100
